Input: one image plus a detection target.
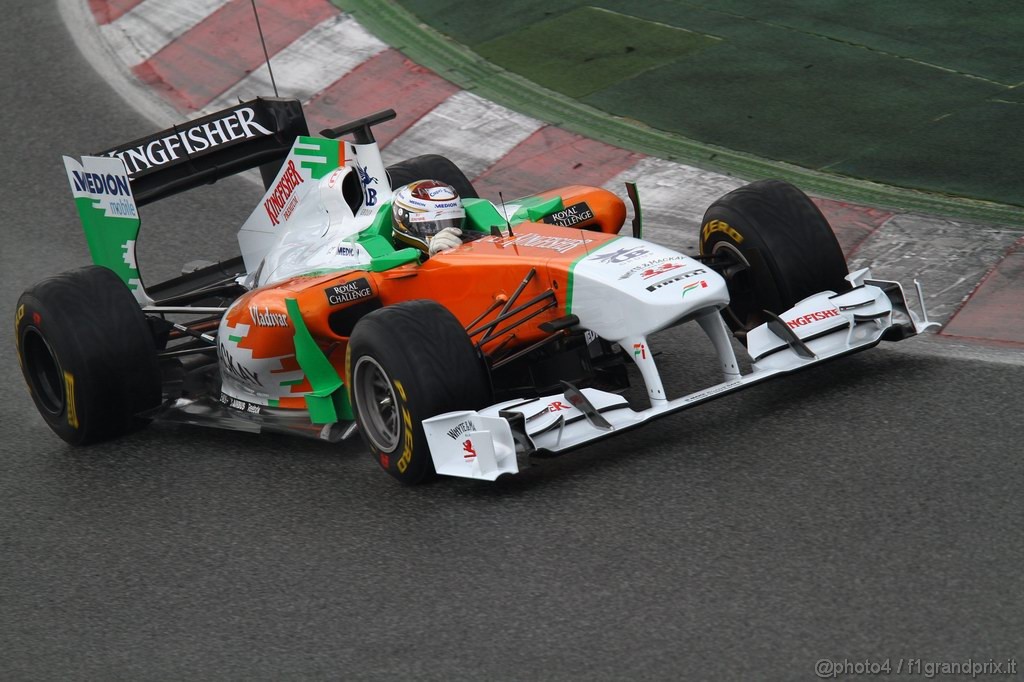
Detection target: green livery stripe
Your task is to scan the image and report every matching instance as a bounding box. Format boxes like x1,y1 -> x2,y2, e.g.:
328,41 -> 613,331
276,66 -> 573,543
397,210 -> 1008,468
356,200 -> 422,271
293,136 -> 343,180
285,298 -> 354,423
523,196 -> 564,222
463,197 -> 506,232
362,199 -> 393,239
564,236 -> 623,314
74,197 -> 142,290
507,194 -> 563,223
228,335 -> 243,343
279,379 -> 304,387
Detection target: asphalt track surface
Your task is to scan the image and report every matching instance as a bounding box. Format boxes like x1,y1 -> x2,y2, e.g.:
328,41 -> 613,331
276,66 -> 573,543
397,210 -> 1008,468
2,3 -> 1023,680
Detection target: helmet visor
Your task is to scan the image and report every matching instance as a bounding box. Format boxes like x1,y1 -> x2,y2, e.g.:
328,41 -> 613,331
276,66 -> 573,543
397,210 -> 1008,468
406,213 -> 465,240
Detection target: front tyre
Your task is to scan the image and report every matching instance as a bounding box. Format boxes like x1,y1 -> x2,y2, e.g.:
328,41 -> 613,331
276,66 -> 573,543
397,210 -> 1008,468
699,179 -> 849,335
15,266 -> 162,445
347,300 -> 491,485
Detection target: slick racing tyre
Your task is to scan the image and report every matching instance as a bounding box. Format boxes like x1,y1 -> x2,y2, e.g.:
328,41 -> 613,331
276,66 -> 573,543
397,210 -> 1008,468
699,179 -> 849,335
15,266 -> 162,445
347,300 -> 491,485
386,155 -> 478,199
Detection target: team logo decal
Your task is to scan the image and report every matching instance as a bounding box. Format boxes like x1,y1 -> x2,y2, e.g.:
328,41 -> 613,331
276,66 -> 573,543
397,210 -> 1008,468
589,247 -> 651,264
646,269 -> 706,291
264,159 -> 305,226
324,277 -> 373,306
786,308 -> 841,328
357,165 -> 378,206
680,280 -> 708,298
542,201 -> 595,227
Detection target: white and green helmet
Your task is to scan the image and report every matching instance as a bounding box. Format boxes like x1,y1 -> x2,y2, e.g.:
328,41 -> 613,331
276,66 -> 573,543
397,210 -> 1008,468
391,180 -> 465,253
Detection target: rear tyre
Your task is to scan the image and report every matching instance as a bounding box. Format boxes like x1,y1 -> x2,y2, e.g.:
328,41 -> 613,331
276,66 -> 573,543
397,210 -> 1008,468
699,179 -> 849,335
15,266 -> 162,445
386,155 -> 478,199
347,300 -> 491,485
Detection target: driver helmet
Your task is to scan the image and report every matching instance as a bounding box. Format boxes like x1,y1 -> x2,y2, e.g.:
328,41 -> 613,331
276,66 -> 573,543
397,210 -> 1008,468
392,180 -> 465,253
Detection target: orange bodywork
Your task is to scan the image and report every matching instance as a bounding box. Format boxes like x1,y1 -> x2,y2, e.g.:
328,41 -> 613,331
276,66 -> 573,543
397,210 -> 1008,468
222,186 -> 626,409
529,185 -> 627,235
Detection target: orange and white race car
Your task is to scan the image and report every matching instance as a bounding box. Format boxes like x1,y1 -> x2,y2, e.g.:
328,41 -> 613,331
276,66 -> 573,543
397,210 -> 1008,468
15,99 -> 937,484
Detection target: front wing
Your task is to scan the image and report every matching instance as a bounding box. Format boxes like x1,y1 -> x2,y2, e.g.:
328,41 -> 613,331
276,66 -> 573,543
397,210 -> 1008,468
423,269 -> 938,481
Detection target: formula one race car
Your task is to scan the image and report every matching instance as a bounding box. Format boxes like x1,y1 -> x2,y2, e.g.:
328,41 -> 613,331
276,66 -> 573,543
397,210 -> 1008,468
15,98 -> 937,483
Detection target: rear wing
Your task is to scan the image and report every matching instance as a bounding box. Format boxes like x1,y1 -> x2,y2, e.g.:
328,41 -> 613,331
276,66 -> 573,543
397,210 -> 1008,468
64,98 -> 308,303
97,97 -> 308,206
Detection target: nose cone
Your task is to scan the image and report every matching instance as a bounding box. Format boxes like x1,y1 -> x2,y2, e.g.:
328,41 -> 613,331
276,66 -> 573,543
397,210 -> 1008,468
567,238 -> 729,340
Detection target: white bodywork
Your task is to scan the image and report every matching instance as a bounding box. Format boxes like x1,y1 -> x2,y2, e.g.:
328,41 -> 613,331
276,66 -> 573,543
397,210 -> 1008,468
237,137 -> 393,288
425,267 -> 938,481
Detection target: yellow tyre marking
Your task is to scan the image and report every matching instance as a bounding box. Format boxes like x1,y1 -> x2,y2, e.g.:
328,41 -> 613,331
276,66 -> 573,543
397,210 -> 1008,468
701,219 -> 744,244
63,371 -> 79,429
14,304 -> 24,352
344,342 -> 352,402
394,379 -> 414,473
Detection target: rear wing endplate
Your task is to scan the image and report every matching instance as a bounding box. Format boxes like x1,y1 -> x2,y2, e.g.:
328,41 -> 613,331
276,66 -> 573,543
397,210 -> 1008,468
63,154 -> 149,304
63,98 -> 309,302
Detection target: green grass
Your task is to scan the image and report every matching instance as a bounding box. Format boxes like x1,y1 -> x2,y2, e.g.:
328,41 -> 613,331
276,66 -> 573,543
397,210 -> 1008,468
475,7 -> 719,98
337,0 -> 1024,223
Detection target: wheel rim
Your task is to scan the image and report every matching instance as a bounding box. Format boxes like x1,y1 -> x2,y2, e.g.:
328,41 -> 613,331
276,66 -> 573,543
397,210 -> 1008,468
352,356 -> 400,453
22,327 -> 65,416
712,241 -> 761,330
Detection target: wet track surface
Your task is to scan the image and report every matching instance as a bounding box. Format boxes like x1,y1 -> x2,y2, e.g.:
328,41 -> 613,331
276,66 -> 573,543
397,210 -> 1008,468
2,3 -> 1023,679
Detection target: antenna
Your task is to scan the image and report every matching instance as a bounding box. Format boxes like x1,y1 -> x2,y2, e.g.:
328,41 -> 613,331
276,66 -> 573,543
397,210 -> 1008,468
250,0 -> 279,98
498,191 -> 514,236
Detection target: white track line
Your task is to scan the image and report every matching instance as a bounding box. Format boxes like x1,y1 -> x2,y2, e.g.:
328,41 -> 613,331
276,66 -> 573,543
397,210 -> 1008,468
849,212 -> 1020,321
202,13 -> 387,115
100,0 -> 231,67
382,91 -> 544,179
57,0 -> 184,126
